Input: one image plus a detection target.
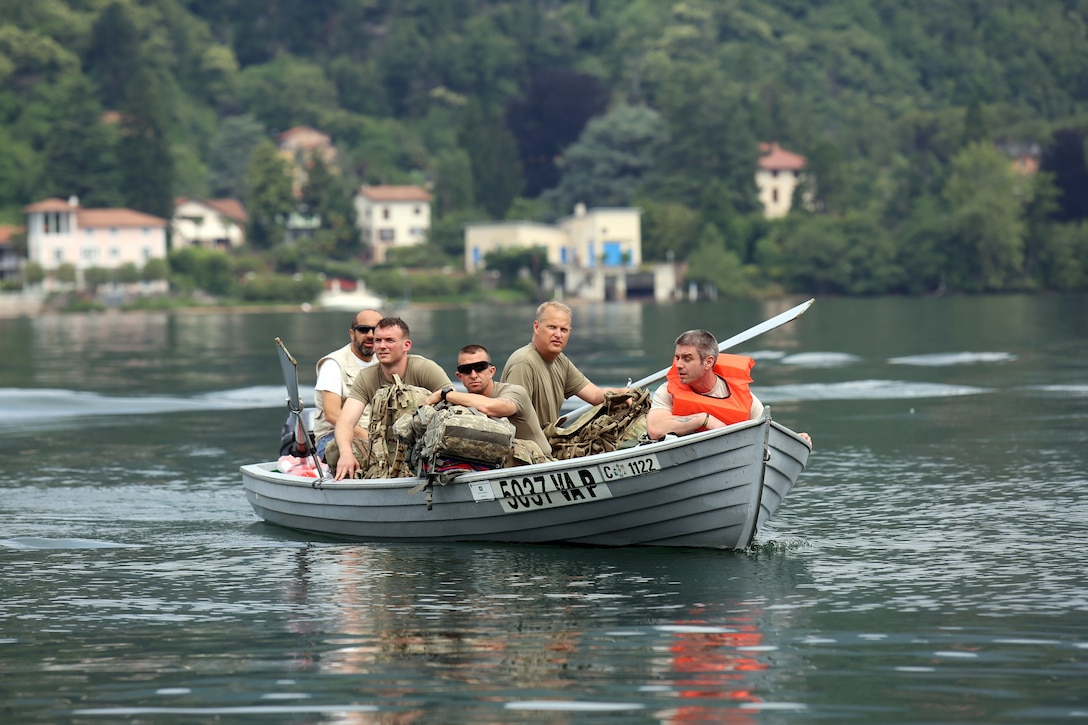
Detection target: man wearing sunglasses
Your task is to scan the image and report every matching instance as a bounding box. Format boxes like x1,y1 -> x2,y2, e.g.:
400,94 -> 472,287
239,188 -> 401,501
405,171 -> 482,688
424,344 -> 551,456
312,309 -> 383,459
501,300 -> 628,426
333,317 -> 452,480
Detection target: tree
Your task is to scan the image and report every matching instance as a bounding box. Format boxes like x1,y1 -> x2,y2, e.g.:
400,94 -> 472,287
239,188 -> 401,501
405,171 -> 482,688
23,261 -> 44,286
142,257 -> 168,283
238,55 -> 339,132
244,141 -> 295,249
433,149 -> 475,217
684,225 -> 753,298
484,246 -> 549,288
459,101 -> 522,219
767,212 -> 901,295
942,143 -> 1029,291
83,2 -> 141,108
1041,128 -> 1088,222
208,114 -> 266,198
506,69 -> 610,196
299,153 -> 359,260
647,62 -> 759,211
41,73 -> 122,207
546,104 -> 668,213
55,262 -> 76,286
117,66 -> 175,220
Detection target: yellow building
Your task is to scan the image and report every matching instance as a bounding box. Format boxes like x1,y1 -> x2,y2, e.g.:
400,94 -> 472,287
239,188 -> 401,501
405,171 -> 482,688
465,204 -> 641,272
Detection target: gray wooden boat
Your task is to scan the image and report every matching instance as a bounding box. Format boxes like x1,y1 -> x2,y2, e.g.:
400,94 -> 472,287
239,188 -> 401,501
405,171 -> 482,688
242,300 -> 814,549
242,413 -> 809,549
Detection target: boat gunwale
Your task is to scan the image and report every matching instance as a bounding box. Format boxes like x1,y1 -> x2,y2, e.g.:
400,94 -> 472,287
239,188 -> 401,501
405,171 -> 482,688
242,413 -> 804,491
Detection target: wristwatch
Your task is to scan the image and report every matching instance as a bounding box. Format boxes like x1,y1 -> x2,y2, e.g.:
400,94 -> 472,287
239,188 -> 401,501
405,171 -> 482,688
441,386 -> 454,403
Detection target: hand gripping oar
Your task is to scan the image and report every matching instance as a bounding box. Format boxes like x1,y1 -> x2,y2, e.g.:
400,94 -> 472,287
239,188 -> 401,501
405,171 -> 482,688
562,298 -> 815,422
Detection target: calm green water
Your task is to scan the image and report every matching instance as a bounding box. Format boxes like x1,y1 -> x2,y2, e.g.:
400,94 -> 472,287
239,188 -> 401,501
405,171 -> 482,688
1,295 -> 1086,723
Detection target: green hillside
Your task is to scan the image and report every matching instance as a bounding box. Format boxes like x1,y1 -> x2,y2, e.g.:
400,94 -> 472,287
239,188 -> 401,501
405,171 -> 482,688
3,0 -> 1088,295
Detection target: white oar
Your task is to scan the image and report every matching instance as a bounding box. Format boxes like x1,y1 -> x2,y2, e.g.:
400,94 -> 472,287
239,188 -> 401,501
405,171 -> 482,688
563,298 -> 815,421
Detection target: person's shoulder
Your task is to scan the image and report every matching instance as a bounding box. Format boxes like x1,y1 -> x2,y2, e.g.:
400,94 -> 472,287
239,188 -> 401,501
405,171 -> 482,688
504,343 -> 535,364
408,354 -> 444,371
493,381 -> 527,398
317,343 -> 349,366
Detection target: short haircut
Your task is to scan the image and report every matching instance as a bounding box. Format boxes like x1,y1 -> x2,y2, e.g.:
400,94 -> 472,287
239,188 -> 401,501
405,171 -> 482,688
459,344 -> 489,357
536,300 -> 572,322
675,329 -> 718,362
376,316 -> 410,339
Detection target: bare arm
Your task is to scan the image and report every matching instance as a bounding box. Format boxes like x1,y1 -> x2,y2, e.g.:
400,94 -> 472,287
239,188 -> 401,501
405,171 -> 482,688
646,408 -> 719,440
576,382 -> 630,406
333,396 -> 367,480
322,390 -> 367,437
424,388 -> 517,417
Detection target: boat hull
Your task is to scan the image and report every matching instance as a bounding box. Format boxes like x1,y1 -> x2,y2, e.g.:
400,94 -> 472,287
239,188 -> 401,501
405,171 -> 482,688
241,413 -> 810,549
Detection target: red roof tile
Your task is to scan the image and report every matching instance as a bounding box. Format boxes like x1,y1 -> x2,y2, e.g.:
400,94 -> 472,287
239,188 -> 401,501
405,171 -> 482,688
23,197 -> 76,213
176,197 -> 248,223
78,209 -> 168,227
758,142 -> 806,171
358,185 -> 432,202
0,224 -> 24,244
204,198 -> 248,223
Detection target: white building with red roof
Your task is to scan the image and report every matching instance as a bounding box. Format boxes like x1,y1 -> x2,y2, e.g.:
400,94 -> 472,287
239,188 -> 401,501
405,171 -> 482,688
23,197 -> 168,289
756,142 -> 809,219
354,185 -> 432,263
172,197 -> 248,249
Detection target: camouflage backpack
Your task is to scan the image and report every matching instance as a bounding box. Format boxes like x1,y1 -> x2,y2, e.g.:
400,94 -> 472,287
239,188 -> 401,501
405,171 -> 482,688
403,403 -> 516,475
364,374 -> 431,479
544,387 -> 651,460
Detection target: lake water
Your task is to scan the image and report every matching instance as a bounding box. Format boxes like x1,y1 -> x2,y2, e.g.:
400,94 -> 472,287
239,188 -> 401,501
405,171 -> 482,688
1,294 -> 1086,723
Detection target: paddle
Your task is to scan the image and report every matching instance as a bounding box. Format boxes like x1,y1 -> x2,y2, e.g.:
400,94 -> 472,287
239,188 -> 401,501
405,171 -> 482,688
275,337 -> 328,481
563,298 -> 815,421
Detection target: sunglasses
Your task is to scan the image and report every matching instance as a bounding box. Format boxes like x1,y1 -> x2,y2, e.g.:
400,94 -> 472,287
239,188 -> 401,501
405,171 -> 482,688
352,324 -> 377,334
456,361 -> 492,375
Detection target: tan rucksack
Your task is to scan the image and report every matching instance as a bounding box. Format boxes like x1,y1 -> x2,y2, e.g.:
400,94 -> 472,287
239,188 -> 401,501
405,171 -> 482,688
544,388 -> 651,460
364,374 -> 431,478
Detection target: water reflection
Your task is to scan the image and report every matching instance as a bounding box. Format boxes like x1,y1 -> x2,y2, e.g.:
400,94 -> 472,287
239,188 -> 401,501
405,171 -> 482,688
271,544 -> 812,720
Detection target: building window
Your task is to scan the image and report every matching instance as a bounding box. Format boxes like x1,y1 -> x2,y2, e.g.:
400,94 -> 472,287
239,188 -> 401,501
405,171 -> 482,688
472,247 -> 481,265
85,228 -> 94,236
409,227 -> 425,238
82,247 -> 99,262
771,170 -> 779,178
414,206 -> 421,215
110,228 -> 119,236
54,249 -> 64,263
143,248 -> 152,261
772,189 -> 779,203
110,247 -> 120,258
378,229 -> 394,241
382,207 -> 390,220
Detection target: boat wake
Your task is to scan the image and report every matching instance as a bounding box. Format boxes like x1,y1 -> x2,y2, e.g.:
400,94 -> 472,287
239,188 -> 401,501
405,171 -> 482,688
0,385 -> 287,428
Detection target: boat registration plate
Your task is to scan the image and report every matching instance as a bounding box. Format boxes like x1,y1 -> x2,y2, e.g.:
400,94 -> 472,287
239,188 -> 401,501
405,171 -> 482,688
469,453 -> 661,513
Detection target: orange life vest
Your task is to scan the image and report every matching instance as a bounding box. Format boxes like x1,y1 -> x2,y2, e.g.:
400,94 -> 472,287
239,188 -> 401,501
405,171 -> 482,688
666,354 -> 755,428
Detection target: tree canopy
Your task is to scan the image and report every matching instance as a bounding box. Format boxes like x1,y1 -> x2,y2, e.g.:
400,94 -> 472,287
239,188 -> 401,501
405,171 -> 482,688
2,0 -> 1088,294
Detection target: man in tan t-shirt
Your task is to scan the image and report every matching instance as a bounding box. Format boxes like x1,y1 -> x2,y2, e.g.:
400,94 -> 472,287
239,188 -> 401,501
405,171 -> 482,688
333,317 -> 450,480
426,344 -> 551,455
500,300 -> 627,426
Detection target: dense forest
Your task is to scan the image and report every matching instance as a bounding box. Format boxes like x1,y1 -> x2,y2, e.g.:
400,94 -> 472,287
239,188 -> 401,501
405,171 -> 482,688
3,0 -> 1088,297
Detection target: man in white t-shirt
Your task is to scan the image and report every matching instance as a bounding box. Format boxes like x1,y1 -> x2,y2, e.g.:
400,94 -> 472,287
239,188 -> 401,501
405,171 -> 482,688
312,308 -> 382,459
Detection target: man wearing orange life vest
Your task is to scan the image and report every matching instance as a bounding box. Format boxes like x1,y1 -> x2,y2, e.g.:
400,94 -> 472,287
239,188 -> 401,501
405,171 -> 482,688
646,329 -> 765,440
